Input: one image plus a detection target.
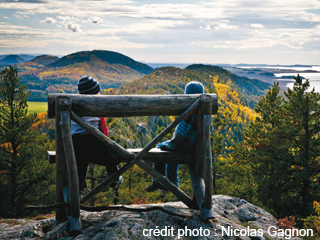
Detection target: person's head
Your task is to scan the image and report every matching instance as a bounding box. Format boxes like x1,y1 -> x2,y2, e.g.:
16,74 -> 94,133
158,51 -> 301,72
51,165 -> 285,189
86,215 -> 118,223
185,81 -> 205,94
78,76 -> 100,94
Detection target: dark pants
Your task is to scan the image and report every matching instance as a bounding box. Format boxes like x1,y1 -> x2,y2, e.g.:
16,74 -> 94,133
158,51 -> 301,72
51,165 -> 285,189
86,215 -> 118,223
153,162 -> 179,187
72,134 -> 120,190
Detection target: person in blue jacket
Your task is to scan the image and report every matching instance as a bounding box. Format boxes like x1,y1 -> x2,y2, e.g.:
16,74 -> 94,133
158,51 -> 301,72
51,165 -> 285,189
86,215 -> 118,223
145,81 -> 207,192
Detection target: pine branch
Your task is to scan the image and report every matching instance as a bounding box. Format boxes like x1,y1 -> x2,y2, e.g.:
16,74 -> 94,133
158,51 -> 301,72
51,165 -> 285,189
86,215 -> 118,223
0,124 -> 9,132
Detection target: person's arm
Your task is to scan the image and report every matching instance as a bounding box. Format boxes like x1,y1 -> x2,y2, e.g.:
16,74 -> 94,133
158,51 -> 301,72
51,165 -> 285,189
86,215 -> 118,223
159,116 -> 193,151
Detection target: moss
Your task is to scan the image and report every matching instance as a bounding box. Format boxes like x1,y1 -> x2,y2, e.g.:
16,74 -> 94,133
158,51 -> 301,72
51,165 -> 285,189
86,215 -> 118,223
263,234 -> 272,240
0,219 -> 30,226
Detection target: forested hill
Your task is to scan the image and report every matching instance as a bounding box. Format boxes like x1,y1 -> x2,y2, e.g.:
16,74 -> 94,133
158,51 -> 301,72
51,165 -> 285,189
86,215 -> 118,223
114,65 -> 271,109
48,50 -> 153,74
0,55 -> 25,65
16,55 -> 60,71
27,55 -> 59,66
18,50 -> 154,98
186,64 -> 272,109
104,65 -> 270,156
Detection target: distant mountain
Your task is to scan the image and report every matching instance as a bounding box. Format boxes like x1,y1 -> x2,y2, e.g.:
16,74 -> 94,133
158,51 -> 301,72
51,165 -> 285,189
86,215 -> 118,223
19,50 -> 154,98
48,50 -> 153,75
115,66 -> 216,95
115,64 -> 271,109
17,54 -> 38,62
0,54 -> 37,61
107,64 -> 268,157
185,64 -> 272,109
0,55 -> 25,65
220,63 -> 313,68
16,55 -> 60,71
145,62 -> 191,69
29,55 -> 60,65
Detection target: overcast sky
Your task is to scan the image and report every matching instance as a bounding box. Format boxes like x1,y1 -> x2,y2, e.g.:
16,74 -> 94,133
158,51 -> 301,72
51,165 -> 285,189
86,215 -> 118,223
0,0 -> 320,65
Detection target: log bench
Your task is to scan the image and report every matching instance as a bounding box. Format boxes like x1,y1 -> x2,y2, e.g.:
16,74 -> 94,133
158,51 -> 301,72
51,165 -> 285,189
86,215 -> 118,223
46,93 -> 218,236
47,149 -> 193,165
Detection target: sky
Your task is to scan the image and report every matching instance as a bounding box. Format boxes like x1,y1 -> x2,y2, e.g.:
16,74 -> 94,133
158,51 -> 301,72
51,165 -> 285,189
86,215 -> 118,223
0,0 -> 320,65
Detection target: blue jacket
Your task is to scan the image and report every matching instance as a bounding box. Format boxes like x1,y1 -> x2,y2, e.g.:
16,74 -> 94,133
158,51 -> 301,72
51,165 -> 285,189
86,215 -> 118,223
157,115 -> 213,153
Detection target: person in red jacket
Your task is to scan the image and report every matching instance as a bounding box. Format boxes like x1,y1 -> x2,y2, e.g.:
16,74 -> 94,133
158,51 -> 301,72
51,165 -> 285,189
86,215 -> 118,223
70,76 -> 123,191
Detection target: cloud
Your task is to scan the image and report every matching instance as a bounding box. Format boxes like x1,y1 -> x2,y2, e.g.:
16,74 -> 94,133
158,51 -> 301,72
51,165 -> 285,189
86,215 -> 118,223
79,16 -> 104,24
1,0 -> 319,26
1,0 -> 48,2
0,0 -> 320,64
89,16 -> 103,24
251,23 -> 265,29
40,17 -> 56,24
0,14 -> 9,19
14,13 -> 29,19
57,16 -> 80,22
199,25 -> 211,30
56,15 -> 82,32
67,22 -> 82,32
214,23 -> 237,30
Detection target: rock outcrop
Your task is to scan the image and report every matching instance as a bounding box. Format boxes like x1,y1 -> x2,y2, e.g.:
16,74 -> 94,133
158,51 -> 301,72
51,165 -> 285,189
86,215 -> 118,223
0,195 -> 303,240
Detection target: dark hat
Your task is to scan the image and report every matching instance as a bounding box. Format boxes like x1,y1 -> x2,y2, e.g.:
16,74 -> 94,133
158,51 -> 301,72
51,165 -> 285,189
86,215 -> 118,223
78,76 -> 100,94
185,81 -> 205,94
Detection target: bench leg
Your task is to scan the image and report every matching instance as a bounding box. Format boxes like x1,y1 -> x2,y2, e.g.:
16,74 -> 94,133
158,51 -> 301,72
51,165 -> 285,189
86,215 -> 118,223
203,115 -> 213,210
55,103 -> 67,224
63,185 -> 82,237
60,110 -> 82,236
187,165 -> 215,220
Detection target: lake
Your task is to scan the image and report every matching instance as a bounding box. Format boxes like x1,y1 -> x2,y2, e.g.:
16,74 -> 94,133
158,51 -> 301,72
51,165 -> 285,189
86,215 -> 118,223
273,66 -> 320,92
238,65 -> 320,92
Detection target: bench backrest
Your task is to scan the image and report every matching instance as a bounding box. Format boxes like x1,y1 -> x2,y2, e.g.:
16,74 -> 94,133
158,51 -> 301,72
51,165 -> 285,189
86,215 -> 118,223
48,93 -> 218,118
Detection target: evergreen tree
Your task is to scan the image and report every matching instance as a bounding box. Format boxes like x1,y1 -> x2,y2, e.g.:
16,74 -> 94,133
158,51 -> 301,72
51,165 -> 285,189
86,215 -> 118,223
0,66 -> 55,218
233,76 -> 320,218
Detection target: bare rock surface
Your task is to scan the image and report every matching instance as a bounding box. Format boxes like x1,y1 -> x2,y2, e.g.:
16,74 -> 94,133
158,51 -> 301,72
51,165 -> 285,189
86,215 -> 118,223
0,195 -> 302,240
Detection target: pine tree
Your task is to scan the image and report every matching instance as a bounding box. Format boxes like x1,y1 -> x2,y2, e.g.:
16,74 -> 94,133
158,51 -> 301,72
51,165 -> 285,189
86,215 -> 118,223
0,66 -> 55,218
233,76 -> 320,218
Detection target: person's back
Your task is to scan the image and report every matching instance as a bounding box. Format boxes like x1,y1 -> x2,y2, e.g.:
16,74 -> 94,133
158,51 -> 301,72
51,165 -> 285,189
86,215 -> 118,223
145,81 -> 208,192
70,76 -> 122,191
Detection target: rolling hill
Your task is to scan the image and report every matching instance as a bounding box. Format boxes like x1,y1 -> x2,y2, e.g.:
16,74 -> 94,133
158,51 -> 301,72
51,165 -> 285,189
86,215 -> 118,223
28,55 -> 60,66
0,55 -> 25,65
16,55 -> 60,71
104,65 -> 271,155
18,50 -> 154,100
115,64 -> 271,109
48,50 -> 152,74
185,64 -> 271,109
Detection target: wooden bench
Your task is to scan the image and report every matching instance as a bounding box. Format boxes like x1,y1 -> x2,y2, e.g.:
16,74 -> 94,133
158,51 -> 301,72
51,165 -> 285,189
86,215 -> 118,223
47,93 -> 218,236
48,149 -> 193,165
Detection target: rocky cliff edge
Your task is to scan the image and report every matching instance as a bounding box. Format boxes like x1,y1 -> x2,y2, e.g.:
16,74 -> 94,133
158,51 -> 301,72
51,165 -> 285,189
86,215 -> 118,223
0,195 -> 303,240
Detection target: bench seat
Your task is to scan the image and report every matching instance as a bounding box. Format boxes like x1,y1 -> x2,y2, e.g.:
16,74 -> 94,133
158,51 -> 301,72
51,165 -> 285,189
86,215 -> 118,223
48,148 -> 193,165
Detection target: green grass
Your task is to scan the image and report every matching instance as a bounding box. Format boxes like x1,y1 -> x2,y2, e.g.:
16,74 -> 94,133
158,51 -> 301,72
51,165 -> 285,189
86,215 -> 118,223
27,101 -> 47,114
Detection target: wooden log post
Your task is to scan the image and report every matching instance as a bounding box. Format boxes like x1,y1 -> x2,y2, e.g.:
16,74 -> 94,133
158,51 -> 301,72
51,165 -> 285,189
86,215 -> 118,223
203,115 -> 213,210
195,94 -> 212,176
58,96 -> 82,236
191,94 -> 214,220
54,97 -> 68,224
